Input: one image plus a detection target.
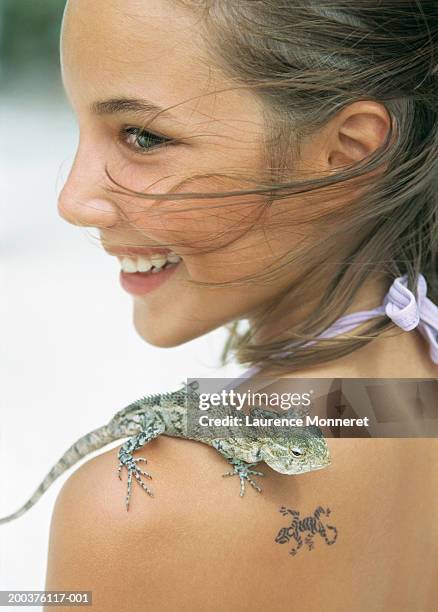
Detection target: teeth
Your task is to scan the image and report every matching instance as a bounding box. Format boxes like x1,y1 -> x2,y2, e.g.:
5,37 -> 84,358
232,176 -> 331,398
137,257 -> 152,273
149,254 -> 167,269
119,251 -> 181,273
121,257 -> 137,273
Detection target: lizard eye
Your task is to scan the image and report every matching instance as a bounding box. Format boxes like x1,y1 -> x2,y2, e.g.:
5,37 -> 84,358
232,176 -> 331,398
291,448 -> 304,457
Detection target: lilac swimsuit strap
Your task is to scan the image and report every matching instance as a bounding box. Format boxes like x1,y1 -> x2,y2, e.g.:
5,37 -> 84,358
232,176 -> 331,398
319,273 -> 438,364
225,273 -> 438,387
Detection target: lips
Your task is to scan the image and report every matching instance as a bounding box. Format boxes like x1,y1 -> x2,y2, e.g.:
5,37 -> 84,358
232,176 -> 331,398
103,246 -> 174,258
119,259 -> 180,296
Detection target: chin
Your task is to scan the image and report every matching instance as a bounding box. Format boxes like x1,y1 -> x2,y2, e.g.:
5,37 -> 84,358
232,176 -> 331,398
133,320 -> 191,348
132,306 -> 206,348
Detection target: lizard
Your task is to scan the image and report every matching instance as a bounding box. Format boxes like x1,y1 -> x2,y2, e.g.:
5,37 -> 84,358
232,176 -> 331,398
0,381 -> 330,525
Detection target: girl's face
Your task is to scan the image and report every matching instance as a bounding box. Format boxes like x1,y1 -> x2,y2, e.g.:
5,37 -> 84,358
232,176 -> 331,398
59,0 -> 313,347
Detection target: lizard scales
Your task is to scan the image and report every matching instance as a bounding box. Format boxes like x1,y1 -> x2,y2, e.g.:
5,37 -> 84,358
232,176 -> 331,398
0,382 -> 330,525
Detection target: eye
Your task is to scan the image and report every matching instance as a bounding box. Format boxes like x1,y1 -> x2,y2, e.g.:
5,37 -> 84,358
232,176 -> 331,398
121,126 -> 173,154
291,448 -> 304,457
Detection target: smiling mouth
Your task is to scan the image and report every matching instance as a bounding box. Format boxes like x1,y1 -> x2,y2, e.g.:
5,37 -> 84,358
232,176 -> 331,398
117,252 -> 182,296
116,251 -> 181,274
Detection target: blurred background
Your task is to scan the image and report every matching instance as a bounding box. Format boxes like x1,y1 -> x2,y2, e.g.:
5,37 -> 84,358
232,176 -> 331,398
0,0 -> 243,598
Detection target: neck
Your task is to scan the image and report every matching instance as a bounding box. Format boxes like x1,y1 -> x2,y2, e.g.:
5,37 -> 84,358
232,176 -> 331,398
249,270 -> 389,344
248,272 -> 438,378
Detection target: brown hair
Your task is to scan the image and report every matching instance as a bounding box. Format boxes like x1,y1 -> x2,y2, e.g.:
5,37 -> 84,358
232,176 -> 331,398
105,0 -> 438,374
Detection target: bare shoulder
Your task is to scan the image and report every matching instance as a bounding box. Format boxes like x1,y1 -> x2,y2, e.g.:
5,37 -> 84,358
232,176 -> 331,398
44,435 -> 282,611
45,435 -> 438,612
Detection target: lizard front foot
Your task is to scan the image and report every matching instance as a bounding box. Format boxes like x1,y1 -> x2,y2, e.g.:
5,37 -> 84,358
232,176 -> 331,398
117,448 -> 154,510
222,458 -> 265,497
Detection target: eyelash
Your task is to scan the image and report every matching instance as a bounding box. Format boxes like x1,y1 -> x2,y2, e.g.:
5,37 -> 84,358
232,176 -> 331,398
121,126 -> 173,154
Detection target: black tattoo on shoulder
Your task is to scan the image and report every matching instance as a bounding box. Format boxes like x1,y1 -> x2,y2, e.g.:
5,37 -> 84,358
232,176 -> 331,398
275,505 -> 338,556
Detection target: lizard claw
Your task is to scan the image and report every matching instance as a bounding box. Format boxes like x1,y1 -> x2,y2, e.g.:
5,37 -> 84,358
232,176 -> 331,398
118,448 -> 154,510
117,457 -> 152,479
222,459 -> 265,496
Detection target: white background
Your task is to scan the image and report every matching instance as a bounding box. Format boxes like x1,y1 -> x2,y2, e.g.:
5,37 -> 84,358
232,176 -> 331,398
0,86 -> 244,596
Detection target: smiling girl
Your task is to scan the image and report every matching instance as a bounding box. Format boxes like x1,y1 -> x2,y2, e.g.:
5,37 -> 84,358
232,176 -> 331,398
44,1 -> 437,610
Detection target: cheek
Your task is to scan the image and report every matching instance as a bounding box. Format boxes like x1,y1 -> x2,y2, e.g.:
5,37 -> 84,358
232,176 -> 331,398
115,174 -> 266,255
111,172 -> 294,285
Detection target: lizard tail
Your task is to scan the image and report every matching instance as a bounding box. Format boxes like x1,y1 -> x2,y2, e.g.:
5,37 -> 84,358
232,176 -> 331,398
0,424 -> 121,525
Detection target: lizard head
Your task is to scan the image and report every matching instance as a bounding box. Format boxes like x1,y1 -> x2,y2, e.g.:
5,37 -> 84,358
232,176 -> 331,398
260,426 -> 331,474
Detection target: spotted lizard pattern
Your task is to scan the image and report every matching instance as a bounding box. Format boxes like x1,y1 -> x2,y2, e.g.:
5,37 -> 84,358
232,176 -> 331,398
0,382 -> 330,524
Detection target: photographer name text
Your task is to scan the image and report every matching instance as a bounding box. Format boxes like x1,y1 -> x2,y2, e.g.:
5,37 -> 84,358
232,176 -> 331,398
198,414 -> 370,428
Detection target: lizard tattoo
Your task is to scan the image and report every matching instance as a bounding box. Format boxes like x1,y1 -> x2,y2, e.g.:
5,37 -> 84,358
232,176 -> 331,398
0,382 -> 330,525
275,505 -> 338,555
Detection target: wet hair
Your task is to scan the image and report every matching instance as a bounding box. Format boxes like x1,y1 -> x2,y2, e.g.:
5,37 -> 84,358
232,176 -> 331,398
105,0 -> 438,374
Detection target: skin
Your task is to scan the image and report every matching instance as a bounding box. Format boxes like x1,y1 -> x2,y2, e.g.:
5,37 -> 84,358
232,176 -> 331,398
57,0 -> 435,382
45,436 -> 438,611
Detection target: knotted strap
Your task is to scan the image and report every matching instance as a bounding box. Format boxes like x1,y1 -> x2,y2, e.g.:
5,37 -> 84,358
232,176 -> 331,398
382,274 -> 438,363
224,273 -> 438,388
320,273 -> 438,364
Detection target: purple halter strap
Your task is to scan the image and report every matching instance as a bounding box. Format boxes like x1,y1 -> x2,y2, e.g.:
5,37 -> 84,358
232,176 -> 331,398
227,273 -> 438,386
316,273 -> 438,363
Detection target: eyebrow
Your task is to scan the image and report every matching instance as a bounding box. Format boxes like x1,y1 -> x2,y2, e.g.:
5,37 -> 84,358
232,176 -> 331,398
90,97 -> 176,120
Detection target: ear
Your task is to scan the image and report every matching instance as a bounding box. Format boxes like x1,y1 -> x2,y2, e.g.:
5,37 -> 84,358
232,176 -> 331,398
325,101 -> 392,170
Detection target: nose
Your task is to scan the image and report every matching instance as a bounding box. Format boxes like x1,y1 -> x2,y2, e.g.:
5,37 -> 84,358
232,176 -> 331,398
57,152 -> 120,229
58,193 -> 119,228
